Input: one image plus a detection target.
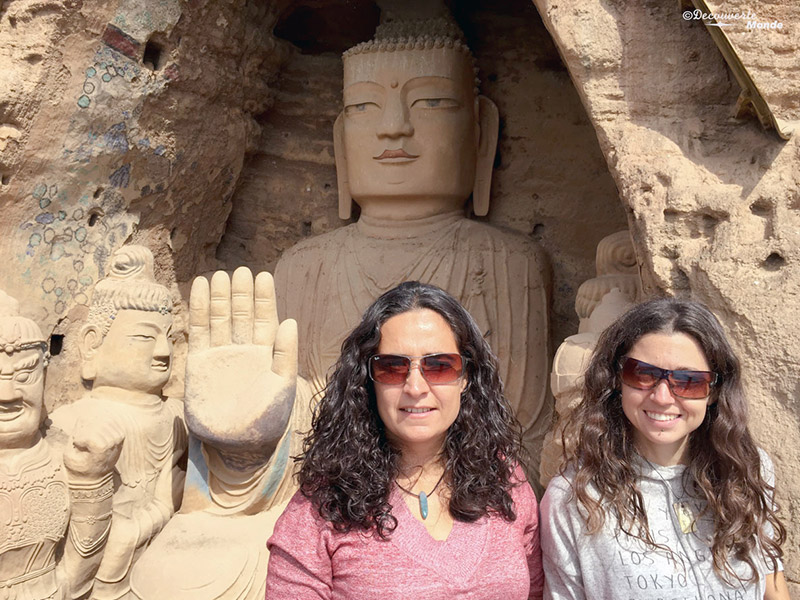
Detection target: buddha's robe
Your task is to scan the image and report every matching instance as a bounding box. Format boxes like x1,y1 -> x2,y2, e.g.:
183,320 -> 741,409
50,393 -> 186,599
275,210 -> 552,488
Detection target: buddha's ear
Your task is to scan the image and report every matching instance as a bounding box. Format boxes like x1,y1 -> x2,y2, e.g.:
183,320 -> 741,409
79,324 -> 103,381
473,95 -> 499,217
334,112 -> 352,220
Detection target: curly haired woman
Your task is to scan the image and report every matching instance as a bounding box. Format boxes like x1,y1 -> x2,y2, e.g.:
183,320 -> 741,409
266,281 -> 543,599
541,298 -> 790,600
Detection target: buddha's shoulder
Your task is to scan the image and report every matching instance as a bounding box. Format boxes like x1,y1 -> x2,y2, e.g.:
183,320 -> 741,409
277,225 -> 355,265
455,219 -> 547,259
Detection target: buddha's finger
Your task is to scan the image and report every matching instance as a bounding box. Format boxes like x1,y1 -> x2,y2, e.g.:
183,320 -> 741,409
209,271 -> 232,347
231,266 -> 254,345
253,271 -> 278,347
272,318 -> 298,380
188,276 -> 210,352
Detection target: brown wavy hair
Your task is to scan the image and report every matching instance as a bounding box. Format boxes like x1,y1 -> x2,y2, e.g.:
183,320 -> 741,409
563,297 -> 785,583
297,281 -> 523,538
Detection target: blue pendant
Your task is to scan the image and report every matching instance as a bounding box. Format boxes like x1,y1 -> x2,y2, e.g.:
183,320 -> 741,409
419,491 -> 429,519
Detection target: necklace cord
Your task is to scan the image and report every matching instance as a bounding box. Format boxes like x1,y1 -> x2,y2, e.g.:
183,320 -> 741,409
396,470 -> 446,498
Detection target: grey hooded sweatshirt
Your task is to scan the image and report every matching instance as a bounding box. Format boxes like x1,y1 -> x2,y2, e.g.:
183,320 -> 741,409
540,450 -> 782,600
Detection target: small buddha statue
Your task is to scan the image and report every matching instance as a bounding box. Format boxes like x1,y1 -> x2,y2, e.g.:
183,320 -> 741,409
275,15 -> 551,488
539,230 -> 640,486
0,289 -> 121,599
49,245 -> 187,600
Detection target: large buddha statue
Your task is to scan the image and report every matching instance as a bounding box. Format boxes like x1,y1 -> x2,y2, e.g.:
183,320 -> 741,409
49,245 -> 187,600
0,289 -> 121,599
275,16 -> 551,486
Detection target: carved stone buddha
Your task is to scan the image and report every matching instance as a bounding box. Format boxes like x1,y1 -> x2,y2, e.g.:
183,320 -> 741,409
276,17 -> 551,487
49,246 -> 187,599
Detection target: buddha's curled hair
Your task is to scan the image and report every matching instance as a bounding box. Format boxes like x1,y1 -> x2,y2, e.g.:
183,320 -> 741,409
86,245 -> 172,335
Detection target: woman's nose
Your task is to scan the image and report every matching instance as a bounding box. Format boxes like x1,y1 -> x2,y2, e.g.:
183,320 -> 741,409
651,379 -> 674,403
403,364 -> 429,396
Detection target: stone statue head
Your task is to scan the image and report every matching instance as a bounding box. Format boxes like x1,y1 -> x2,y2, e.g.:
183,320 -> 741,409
80,245 -> 173,395
335,17 -> 499,219
0,290 -> 48,451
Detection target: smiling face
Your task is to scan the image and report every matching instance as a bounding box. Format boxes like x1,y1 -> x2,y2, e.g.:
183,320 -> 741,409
0,348 -> 45,450
342,47 -> 478,212
374,308 -> 466,457
621,331 -> 712,466
91,309 -> 173,394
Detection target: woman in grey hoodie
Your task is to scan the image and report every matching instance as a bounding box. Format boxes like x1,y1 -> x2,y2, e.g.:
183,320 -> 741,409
541,298 -> 790,600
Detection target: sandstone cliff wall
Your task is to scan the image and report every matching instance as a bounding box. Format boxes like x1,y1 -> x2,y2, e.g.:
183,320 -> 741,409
532,0 -> 799,589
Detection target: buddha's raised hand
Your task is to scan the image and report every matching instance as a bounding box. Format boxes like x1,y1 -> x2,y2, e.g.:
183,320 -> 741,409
185,267 -> 297,460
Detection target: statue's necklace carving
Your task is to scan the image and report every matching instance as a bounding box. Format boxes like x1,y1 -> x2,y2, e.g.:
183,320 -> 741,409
396,471 -> 446,520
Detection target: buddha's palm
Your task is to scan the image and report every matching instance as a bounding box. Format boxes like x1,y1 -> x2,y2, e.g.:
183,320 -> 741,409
184,268 -> 297,455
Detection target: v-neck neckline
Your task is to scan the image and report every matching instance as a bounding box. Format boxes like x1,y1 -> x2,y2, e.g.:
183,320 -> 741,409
389,485 -> 489,583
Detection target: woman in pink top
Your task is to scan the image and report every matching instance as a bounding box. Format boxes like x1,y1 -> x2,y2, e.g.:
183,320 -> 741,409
266,281 -> 543,599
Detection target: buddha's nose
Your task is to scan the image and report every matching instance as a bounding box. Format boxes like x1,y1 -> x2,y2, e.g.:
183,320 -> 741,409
377,94 -> 413,138
154,333 -> 171,359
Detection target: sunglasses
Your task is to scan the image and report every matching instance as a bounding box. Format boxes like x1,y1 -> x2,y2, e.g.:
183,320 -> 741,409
619,356 -> 719,400
368,353 -> 466,385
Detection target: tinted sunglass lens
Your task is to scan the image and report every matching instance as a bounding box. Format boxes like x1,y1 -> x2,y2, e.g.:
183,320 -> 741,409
420,354 -> 463,384
669,372 -> 712,399
371,355 -> 410,384
622,359 -> 658,388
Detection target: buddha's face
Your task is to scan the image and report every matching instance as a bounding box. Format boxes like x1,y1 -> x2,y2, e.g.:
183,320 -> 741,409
342,47 -> 478,208
0,347 -> 45,450
91,309 -> 173,394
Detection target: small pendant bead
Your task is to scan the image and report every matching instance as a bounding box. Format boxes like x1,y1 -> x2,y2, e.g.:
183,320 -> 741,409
419,491 -> 429,519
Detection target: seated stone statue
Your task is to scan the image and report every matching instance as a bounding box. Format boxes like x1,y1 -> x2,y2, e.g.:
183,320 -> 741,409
50,245 -> 187,600
276,16 -> 551,488
0,289 -> 121,599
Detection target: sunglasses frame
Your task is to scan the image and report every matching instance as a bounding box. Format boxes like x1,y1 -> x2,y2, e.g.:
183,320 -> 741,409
618,356 -> 720,400
368,353 -> 467,386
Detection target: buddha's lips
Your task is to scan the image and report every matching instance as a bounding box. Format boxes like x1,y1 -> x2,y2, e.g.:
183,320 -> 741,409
374,149 -> 418,160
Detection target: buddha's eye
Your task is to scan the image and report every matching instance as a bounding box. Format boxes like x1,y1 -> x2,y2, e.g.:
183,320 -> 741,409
130,334 -> 155,342
411,98 -> 458,109
345,102 -> 379,115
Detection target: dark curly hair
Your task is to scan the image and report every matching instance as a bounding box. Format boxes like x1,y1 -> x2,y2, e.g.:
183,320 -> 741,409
297,281 -> 523,538
563,297 -> 785,583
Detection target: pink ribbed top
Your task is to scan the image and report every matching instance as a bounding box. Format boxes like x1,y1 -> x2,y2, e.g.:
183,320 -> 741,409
265,467 -> 543,600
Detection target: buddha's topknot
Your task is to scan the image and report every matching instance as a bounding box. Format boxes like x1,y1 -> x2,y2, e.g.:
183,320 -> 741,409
86,245 -> 172,337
